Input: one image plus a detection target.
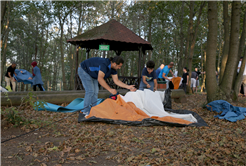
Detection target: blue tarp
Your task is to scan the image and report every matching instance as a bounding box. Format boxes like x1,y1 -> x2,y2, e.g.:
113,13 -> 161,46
206,100 -> 246,122
14,69 -> 33,85
35,98 -> 104,113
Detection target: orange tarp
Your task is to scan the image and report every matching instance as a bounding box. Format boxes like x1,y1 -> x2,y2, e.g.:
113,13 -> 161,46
87,95 -> 193,125
172,77 -> 181,89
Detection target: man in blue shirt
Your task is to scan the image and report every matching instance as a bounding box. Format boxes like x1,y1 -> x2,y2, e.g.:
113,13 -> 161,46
158,62 -> 175,81
78,56 -> 136,116
139,60 -> 158,91
155,64 -> 164,77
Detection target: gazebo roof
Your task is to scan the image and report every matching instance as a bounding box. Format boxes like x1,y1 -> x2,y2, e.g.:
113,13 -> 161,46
67,19 -> 153,51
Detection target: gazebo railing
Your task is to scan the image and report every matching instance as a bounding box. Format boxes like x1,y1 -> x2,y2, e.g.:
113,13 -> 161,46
75,74 -> 139,90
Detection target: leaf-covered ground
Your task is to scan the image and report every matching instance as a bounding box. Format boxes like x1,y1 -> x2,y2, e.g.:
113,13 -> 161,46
1,93 -> 246,166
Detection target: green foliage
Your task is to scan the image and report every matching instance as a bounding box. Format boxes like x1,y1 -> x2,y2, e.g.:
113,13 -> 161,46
1,92 -> 47,127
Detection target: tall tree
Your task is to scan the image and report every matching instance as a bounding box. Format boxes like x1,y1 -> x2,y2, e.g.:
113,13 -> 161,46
206,1 -> 219,102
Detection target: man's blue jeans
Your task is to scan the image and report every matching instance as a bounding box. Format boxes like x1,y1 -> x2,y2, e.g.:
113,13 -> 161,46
78,67 -> 99,114
139,80 -> 154,91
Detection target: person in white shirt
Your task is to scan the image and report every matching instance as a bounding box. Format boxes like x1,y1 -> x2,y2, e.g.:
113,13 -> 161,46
237,57 -> 243,73
242,63 -> 246,97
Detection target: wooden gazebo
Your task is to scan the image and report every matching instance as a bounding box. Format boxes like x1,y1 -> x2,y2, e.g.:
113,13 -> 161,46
67,19 -> 153,90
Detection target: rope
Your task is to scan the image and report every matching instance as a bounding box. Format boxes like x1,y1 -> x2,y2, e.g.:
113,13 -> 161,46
1,101 -> 99,143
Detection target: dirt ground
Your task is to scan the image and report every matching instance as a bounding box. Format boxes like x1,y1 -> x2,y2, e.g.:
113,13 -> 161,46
1,93 -> 246,166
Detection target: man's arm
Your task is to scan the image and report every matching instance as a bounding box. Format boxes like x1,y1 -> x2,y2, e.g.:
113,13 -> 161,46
8,72 -> 15,81
142,76 -> 151,88
154,79 -> 158,91
98,71 -> 117,95
162,73 -> 171,81
170,70 -> 174,77
112,74 -> 136,90
187,75 -> 189,85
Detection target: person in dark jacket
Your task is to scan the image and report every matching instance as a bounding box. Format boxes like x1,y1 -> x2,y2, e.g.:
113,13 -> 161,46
181,67 -> 189,93
5,62 -> 17,92
78,56 -> 136,116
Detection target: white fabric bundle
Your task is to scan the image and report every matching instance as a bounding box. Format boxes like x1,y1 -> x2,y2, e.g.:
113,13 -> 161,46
120,89 -> 197,123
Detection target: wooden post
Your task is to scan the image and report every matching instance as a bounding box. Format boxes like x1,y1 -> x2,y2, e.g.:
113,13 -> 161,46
138,46 -> 142,87
75,46 -> 79,90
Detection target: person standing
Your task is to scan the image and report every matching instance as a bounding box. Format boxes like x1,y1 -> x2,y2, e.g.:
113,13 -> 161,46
78,56 -> 136,116
237,57 -> 243,73
28,61 -> 44,91
241,63 -> 246,97
181,67 -> 189,93
139,60 -> 158,91
155,64 -> 164,78
191,71 -> 198,93
194,67 -> 205,93
5,62 -> 17,92
158,62 -> 175,81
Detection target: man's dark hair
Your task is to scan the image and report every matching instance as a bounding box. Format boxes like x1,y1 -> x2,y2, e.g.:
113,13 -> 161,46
146,60 -> 155,69
109,56 -> 124,65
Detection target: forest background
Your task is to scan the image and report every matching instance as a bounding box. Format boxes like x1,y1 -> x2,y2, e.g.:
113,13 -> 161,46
1,1 -> 246,102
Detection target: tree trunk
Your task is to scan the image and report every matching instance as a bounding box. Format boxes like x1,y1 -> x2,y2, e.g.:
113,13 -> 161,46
220,2 -> 241,96
187,2 -> 205,92
231,10 -> 246,91
206,1 -> 220,103
219,2 -> 230,84
217,24 -> 222,72
1,1 -> 7,34
233,11 -> 246,100
178,1 -> 185,76
1,1 -> 10,82
233,47 -> 246,100
148,7 -> 152,61
201,50 -> 206,92
59,20 -> 67,90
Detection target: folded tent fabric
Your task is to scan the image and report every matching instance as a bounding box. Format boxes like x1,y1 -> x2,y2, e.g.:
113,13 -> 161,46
79,89 -> 207,126
86,95 -> 194,125
35,98 -> 104,113
172,77 -> 181,89
206,100 -> 246,122
14,69 -> 33,85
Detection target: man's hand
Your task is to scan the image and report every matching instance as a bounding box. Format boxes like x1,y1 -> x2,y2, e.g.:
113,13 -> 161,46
28,77 -> 32,80
186,83 -> 188,85
146,84 -> 151,88
12,78 -> 16,82
15,73 -> 17,76
154,87 -> 157,91
109,89 -> 117,95
128,85 -> 136,91
20,71 -> 23,73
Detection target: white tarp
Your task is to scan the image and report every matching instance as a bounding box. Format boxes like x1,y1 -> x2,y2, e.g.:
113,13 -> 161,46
120,89 -> 197,123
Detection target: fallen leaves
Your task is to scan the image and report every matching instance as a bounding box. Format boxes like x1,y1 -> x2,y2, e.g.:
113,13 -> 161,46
1,93 -> 246,165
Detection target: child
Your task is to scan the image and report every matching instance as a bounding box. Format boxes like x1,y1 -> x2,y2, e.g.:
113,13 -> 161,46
182,67 -> 189,93
139,60 -> 158,91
